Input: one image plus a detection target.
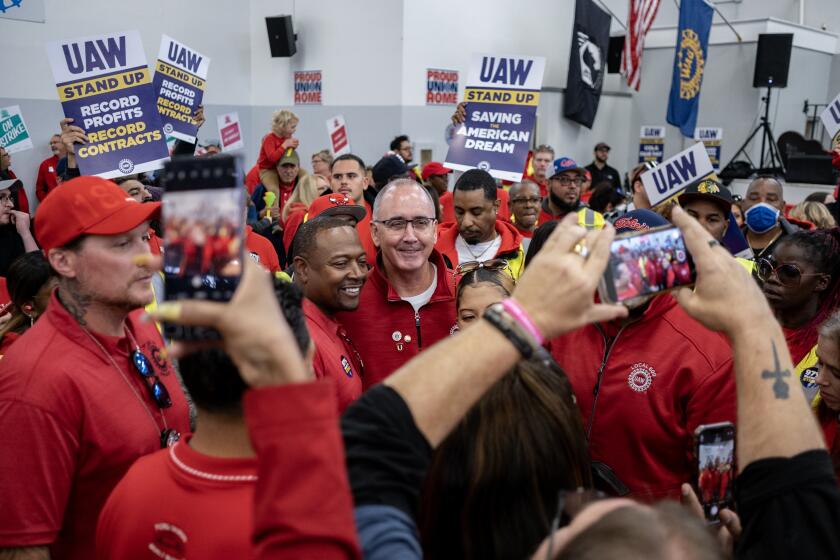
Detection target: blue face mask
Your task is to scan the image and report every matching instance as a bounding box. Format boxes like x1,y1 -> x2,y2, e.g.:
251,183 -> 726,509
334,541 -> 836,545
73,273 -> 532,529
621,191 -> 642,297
745,202 -> 780,234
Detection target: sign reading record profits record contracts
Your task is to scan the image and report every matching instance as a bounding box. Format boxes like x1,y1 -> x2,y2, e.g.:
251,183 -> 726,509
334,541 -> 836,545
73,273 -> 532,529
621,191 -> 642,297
445,54 -> 546,182
153,35 -> 211,143
641,142 -> 714,208
46,30 -> 169,178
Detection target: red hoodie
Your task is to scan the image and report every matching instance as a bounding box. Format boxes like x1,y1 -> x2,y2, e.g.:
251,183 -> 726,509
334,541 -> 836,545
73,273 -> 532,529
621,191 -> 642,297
548,295 -> 736,501
435,219 -> 524,276
336,250 -> 456,389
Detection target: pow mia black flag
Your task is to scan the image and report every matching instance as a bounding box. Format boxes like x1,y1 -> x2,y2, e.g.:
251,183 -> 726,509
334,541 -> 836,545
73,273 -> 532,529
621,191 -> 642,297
563,0 -> 611,128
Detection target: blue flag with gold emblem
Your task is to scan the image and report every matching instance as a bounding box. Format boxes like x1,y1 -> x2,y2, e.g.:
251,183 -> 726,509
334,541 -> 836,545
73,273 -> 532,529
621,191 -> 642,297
666,0 -> 714,138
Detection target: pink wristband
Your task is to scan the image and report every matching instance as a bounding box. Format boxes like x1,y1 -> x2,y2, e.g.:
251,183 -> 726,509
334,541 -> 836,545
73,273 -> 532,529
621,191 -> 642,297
501,298 -> 544,345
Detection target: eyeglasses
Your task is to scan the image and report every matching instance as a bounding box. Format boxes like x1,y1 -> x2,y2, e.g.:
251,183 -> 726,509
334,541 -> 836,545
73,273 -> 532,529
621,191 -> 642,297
373,217 -> 436,233
511,196 -> 542,205
455,258 -> 510,276
131,349 -> 173,408
756,258 -> 823,287
544,489 -> 606,560
552,176 -> 584,186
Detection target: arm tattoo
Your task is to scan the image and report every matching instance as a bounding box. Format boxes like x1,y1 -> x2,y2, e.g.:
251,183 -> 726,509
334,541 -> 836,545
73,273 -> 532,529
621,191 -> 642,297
57,282 -> 91,327
0,547 -> 51,560
761,341 -> 791,399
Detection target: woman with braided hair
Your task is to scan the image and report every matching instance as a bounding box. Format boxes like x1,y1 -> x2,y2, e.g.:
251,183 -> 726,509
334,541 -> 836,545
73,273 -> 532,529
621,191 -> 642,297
758,228 -> 840,403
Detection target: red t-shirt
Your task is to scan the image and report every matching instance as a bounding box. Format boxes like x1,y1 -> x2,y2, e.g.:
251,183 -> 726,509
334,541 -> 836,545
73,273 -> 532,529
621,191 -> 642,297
303,298 -> 363,412
35,155 -> 60,202
257,132 -> 291,170
246,226 -> 281,273
0,291 -> 192,557
96,436 -> 256,559
245,165 -> 261,194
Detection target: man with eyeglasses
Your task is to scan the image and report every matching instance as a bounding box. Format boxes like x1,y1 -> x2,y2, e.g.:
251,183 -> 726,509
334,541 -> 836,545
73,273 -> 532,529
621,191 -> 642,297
585,142 -> 622,191
508,180 -> 542,253
436,169 -> 525,279
0,176 -> 191,559
538,157 -> 590,225
293,216 -> 369,412
338,178 -> 455,389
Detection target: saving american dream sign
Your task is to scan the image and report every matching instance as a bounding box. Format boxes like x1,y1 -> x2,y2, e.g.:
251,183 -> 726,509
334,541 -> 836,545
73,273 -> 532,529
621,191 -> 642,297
46,30 -> 170,178
445,54 -> 546,182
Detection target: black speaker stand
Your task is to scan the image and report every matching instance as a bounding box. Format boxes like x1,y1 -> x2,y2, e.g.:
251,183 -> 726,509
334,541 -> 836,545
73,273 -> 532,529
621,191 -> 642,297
725,86 -> 785,177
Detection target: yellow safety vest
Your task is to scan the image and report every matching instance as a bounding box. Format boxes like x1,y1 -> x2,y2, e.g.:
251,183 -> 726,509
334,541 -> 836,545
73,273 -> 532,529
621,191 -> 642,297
577,207 -> 606,230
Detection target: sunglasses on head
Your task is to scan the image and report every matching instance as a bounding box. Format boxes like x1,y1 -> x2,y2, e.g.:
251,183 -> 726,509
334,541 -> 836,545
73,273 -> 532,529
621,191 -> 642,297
756,258 -> 823,287
455,258 -> 510,276
131,349 -> 172,408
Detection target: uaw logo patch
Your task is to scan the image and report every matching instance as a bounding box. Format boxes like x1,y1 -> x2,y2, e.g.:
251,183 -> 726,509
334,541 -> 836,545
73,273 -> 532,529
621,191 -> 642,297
678,29 -> 705,100
627,362 -> 657,393
248,251 -> 262,265
341,355 -> 354,378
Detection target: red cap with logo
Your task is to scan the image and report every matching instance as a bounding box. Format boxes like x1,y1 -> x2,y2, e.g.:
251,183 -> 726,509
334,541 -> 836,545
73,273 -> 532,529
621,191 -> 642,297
421,161 -> 453,180
35,176 -> 161,253
308,192 -> 366,222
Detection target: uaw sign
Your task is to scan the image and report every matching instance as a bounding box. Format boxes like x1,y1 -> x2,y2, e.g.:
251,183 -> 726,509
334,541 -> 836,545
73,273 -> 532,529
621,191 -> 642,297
821,91 -> 840,150
694,127 -> 722,171
152,35 -> 211,143
638,126 -> 665,164
641,142 -> 714,208
445,53 -> 546,182
46,30 -> 169,178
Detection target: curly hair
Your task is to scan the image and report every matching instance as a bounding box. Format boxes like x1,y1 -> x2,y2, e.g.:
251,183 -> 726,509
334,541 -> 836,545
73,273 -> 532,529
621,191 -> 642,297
271,109 -> 299,135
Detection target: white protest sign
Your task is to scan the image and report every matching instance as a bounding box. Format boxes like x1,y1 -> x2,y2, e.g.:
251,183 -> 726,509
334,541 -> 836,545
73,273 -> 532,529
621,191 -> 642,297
326,115 -> 350,156
641,142 -> 714,208
217,112 -> 243,152
821,92 -> 840,146
0,106 -> 33,154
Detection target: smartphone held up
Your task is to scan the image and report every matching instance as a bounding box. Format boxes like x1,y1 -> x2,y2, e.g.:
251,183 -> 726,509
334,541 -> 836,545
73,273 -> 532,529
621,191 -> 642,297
598,225 -> 696,308
161,155 -> 244,340
695,422 -> 736,523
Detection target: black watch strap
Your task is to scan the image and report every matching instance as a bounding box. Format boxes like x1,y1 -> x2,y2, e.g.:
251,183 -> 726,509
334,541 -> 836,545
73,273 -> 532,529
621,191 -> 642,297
482,303 -> 536,359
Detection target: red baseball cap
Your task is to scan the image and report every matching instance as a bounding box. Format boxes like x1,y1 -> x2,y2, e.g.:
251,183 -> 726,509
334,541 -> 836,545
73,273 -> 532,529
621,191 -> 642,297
308,193 -> 366,222
421,161 -> 452,180
35,176 -> 161,253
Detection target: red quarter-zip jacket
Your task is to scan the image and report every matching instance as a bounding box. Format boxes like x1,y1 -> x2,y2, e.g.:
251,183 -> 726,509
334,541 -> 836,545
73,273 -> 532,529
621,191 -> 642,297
548,295 -> 736,501
337,250 -> 456,389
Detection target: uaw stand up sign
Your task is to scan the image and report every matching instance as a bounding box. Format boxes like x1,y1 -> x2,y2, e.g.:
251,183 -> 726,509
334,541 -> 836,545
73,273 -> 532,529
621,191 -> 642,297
46,30 -> 170,179
445,54 -> 545,182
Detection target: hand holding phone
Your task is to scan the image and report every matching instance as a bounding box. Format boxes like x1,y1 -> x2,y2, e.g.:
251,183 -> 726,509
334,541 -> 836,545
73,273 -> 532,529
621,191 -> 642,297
695,421 -> 736,522
598,225 -> 696,308
161,155 -> 244,340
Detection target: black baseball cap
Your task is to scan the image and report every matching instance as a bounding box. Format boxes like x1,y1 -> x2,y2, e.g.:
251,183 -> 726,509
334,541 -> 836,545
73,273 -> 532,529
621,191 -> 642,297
595,142 -> 611,151
678,179 -> 733,215
372,154 -> 409,187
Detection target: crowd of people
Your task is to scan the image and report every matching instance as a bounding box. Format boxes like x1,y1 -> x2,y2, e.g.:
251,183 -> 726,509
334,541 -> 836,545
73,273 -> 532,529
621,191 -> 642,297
0,91 -> 839,560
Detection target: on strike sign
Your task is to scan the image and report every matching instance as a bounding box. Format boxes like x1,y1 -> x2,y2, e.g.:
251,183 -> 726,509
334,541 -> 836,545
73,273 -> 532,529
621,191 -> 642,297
294,71 -> 322,105
426,68 -> 458,105
217,112 -> 243,152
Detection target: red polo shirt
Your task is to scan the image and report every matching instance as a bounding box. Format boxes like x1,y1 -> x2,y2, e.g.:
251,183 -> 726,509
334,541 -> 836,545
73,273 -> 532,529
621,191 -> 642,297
0,291 -> 191,558
246,226 -> 281,273
96,436 -> 256,559
303,298 -> 363,412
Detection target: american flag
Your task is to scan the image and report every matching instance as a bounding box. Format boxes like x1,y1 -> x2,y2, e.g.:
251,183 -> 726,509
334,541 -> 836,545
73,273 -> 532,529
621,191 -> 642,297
621,0 -> 661,91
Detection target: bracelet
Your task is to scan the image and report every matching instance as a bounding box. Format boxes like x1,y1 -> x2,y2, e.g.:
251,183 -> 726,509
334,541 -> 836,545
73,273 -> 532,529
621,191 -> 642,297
482,303 -> 538,360
501,298 -> 544,345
